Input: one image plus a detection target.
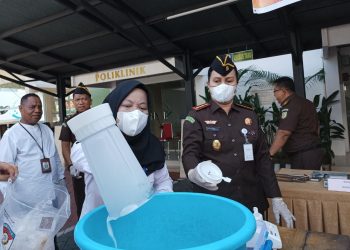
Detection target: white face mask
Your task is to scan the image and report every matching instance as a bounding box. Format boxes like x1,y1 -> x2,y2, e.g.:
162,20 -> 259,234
209,83 -> 236,103
117,109 -> 148,136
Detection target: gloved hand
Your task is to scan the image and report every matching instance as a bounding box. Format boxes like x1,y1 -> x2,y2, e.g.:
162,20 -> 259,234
272,197 -> 296,228
188,166 -> 218,191
69,164 -> 81,179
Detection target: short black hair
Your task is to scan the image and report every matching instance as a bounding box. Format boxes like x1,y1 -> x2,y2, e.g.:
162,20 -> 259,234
20,93 -> 40,105
273,76 -> 295,92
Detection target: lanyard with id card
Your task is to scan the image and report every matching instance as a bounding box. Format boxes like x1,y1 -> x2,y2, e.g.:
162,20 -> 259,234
19,123 -> 52,173
241,128 -> 254,161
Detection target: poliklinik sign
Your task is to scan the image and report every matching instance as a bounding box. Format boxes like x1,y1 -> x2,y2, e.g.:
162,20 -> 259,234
71,58 -> 175,86
95,66 -> 146,82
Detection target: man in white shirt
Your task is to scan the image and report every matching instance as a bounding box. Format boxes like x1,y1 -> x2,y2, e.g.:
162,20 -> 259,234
0,93 -> 66,250
0,93 -> 64,183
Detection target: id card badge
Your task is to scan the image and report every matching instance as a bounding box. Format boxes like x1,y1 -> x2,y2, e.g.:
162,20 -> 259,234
243,144 -> 254,161
40,158 -> 52,173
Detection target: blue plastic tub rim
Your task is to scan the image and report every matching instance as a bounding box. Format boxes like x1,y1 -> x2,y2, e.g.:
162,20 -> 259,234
74,192 -> 256,250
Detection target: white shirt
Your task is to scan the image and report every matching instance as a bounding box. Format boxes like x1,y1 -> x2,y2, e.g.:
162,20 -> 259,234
0,122 -> 64,183
0,123 -> 65,250
71,142 -> 173,218
70,143 -> 104,218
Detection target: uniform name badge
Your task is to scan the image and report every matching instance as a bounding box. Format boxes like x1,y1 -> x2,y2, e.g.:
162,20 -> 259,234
40,158 -> 52,173
243,144 -> 254,161
241,128 -> 254,161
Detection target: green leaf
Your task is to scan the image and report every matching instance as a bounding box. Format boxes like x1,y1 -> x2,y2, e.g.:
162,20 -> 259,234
305,68 -> 325,88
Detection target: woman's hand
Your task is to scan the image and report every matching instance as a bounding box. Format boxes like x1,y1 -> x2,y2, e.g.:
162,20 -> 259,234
0,162 -> 18,181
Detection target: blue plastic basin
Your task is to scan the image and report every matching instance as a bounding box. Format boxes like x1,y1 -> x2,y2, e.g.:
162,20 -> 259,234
74,192 -> 255,250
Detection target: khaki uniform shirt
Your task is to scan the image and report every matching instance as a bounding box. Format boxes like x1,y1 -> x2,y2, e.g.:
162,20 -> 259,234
182,101 -> 281,212
279,94 -> 320,153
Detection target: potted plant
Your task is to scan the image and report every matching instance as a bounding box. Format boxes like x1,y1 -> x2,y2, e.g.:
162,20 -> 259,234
313,90 -> 345,168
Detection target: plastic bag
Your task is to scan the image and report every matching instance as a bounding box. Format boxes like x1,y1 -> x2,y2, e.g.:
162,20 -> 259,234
1,177 -> 70,250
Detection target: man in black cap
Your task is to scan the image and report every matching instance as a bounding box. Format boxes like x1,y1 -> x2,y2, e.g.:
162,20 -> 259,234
59,82 -> 91,217
182,54 -> 295,227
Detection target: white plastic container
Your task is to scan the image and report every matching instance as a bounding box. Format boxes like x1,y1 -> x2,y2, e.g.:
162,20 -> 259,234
197,160 -> 232,184
246,207 -> 268,250
67,104 -> 152,218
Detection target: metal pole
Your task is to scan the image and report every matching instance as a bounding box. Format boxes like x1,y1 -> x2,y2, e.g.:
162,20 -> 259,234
56,75 -> 66,123
291,30 -> 306,97
184,51 -> 196,112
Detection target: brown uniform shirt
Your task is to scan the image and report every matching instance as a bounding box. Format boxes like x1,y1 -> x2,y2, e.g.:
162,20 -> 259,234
279,94 -> 320,153
182,101 -> 281,212
59,113 -> 78,144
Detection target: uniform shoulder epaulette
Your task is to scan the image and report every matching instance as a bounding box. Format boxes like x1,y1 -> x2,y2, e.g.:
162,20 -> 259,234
63,113 -> 76,123
234,103 -> 253,111
64,115 -> 73,122
192,103 -> 210,111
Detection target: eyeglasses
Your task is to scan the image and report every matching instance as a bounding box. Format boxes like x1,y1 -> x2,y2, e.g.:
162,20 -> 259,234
273,89 -> 283,93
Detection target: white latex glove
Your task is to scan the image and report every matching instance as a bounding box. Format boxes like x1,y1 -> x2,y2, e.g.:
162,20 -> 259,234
272,197 -> 296,228
188,168 -> 218,191
69,164 -> 81,179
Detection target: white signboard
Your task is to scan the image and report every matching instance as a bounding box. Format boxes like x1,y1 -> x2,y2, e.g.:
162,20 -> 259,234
328,179 -> 350,193
71,58 -> 176,86
252,0 -> 301,14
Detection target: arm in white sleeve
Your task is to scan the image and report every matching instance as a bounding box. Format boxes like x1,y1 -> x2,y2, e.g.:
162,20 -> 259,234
70,142 -> 92,174
151,163 -> 173,193
0,131 -> 16,164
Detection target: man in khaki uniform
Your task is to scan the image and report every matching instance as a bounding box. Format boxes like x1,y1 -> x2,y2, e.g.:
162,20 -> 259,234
182,55 -> 295,227
59,82 -> 91,217
269,76 -> 323,170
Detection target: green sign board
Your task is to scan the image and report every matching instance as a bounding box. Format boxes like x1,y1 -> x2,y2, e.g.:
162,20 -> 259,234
231,50 -> 253,62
